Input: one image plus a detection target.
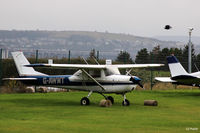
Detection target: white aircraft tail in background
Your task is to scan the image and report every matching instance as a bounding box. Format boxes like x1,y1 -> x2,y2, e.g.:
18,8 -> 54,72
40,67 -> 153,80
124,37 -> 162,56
155,55 -> 200,87
167,55 -> 188,77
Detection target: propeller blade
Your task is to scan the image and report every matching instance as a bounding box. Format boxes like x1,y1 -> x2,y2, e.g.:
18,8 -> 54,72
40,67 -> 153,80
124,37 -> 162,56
138,82 -> 143,88
130,76 -> 145,90
138,82 -> 145,90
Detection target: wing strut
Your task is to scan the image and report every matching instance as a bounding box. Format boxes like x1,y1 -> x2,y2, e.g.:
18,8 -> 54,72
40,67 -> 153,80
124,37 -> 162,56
81,69 -> 106,91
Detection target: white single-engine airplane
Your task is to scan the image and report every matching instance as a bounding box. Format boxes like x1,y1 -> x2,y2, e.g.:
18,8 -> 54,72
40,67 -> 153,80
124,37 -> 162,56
5,52 -> 163,106
155,55 -> 200,87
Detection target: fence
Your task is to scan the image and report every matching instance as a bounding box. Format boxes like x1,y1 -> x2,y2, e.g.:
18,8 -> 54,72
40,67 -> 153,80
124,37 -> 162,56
0,49 -> 2,85
1,48 -> 200,90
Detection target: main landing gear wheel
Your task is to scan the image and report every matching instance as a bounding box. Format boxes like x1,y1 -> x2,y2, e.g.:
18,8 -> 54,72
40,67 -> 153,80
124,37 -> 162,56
107,96 -> 114,104
81,97 -> 90,105
122,99 -> 130,106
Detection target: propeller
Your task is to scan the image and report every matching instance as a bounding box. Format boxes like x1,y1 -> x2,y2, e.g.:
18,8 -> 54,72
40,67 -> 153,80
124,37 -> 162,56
126,69 -> 145,90
130,76 -> 145,90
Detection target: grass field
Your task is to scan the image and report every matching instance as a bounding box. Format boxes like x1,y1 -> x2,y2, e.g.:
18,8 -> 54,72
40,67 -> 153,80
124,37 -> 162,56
0,90 -> 200,133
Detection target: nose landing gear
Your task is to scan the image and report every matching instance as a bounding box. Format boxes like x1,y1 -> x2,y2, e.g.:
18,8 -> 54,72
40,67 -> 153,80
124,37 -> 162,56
122,94 -> 130,106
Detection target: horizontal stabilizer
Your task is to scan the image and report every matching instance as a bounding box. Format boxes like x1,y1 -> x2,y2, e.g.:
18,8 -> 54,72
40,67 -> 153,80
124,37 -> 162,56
3,78 -> 37,81
155,77 -> 177,83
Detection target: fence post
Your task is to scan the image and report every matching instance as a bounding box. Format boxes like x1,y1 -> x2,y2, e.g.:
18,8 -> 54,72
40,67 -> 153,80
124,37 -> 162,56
150,54 -> 153,90
97,50 -> 99,60
0,49 -> 2,86
34,50 -> 39,92
68,50 -> 71,63
35,50 -> 38,63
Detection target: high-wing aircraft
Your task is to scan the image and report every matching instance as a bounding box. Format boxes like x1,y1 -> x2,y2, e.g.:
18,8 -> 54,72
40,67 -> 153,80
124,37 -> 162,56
5,51 -> 163,106
155,55 -> 200,87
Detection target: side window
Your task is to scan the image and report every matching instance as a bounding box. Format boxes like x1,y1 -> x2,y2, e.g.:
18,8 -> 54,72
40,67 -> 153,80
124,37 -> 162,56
105,69 -> 111,76
89,70 -> 101,78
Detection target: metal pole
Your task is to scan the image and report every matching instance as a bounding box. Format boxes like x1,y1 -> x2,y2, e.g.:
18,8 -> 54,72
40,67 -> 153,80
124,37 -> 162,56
35,50 -> 38,63
35,50 -> 38,92
68,50 -> 71,63
188,28 -> 193,73
0,49 -> 2,86
97,50 -> 99,60
188,32 -> 191,73
150,54 -> 153,90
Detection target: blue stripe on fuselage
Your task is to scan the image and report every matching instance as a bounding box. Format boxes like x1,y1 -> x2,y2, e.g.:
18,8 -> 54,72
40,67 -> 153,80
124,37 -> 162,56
20,75 -> 135,86
21,75 -> 71,85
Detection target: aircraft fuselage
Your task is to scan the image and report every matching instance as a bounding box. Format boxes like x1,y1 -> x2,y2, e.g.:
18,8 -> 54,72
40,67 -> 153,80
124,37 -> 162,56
21,75 -> 137,93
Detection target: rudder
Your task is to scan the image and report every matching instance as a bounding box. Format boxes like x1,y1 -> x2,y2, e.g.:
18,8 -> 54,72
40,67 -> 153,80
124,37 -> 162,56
12,52 -> 46,76
167,56 -> 188,77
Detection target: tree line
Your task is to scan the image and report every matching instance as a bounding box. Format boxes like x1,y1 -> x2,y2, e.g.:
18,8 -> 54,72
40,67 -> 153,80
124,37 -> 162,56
117,44 -> 200,72
1,45 -> 200,80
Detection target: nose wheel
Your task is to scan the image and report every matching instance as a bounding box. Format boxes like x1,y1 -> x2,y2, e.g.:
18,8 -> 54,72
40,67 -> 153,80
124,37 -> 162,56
122,99 -> 130,106
122,94 -> 130,106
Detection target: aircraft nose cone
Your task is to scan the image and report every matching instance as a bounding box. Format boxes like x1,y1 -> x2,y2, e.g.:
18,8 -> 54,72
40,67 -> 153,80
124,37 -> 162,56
133,76 -> 141,81
130,76 -> 141,82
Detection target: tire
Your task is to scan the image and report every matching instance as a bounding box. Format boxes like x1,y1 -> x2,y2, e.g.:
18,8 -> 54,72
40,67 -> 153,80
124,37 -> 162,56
122,99 -> 130,106
80,97 -> 90,105
107,96 -> 114,104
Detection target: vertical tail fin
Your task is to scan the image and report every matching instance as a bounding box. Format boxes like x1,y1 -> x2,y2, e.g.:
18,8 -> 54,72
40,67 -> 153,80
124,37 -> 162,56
12,52 -> 46,76
167,56 -> 188,77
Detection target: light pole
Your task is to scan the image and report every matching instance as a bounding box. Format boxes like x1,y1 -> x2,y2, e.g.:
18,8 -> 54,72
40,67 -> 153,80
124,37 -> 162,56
0,49 -> 2,86
188,28 -> 193,73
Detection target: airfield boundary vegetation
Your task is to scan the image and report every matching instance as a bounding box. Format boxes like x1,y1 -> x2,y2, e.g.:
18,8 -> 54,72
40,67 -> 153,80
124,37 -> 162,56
1,44 -> 200,86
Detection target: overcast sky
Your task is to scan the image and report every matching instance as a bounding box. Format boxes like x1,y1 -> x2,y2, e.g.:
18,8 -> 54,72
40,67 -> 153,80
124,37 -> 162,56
0,0 -> 199,37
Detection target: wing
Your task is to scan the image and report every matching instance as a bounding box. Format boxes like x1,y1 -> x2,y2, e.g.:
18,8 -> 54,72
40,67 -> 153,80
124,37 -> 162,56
115,64 -> 164,69
25,63 -> 164,69
155,77 -> 177,83
25,64 -> 106,69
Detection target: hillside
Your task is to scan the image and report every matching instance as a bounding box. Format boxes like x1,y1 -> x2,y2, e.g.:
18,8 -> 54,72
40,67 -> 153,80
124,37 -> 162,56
154,36 -> 200,45
0,30 -> 184,59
